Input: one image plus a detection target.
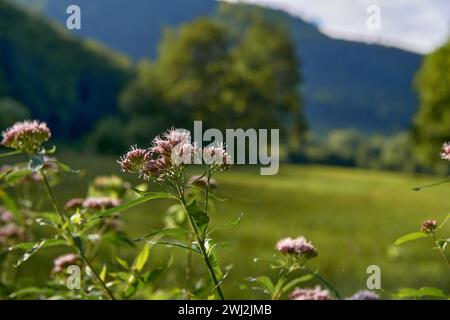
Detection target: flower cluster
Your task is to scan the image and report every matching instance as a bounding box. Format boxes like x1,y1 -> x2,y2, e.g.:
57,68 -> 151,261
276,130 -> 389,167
119,129 -> 232,182
441,142 -> 450,161
1,120 -> 51,154
82,197 -> 121,211
421,219 -> 438,233
64,198 -> 85,211
202,144 -> 232,171
347,290 -> 379,300
289,286 -> 332,300
0,207 -> 25,245
51,253 -> 81,274
276,236 -> 318,258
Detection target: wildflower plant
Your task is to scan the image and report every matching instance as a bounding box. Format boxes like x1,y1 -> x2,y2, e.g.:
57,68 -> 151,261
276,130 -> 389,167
392,141 -> 450,300
91,128 -> 236,299
244,235 -> 340,300
0,120 -> 121,299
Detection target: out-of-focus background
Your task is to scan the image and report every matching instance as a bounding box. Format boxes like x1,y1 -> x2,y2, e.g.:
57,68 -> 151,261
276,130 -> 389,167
1,0 -> 449,298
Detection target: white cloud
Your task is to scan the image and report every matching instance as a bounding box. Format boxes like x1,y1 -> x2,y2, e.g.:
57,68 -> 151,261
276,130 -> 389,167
221,0 -> 450,53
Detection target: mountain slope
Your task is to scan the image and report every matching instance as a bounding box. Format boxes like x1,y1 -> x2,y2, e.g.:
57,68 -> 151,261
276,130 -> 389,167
12,0 -> 422,134
0,0 -> 132,138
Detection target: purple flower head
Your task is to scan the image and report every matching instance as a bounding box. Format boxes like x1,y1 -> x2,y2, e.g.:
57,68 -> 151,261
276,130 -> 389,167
52,253 -> 81,274
151,129 -> 196,168
421,219 -> 438,233
83,197 -> 121,211
0,207 -> 14,223
118,146 -> 151,176
348,290 -> 379,300
1,120 -> 51,154
64,198 -> 85,211
276,236 -> 318,258
441,142 -> 450,161
202,144 -> 232,171
0,223 -> 25,245
289,286 -> 332,300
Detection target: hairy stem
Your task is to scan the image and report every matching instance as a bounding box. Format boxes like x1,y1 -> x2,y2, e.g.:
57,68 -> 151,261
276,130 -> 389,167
40,169 -> 116,300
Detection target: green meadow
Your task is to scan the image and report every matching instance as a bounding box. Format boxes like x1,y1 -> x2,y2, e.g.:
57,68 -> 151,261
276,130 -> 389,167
16,153 -> 450,299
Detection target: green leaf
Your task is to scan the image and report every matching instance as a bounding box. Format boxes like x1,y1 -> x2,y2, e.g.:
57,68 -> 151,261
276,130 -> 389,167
72,236 -> 84,253
103,232 -> 136,248
89,192 -> 175,220
56,160 -> 80,174
395,287 -> 447,299
281,274 -> 314,293
186,201 -> 209,237
115,257 -> 129,270
207,242 -> 223,280
99,265 -> 107,282
14,239 -> 67,267
8,239 -> 66,252
394,232 -> 428,246
141,267 -> 166,284
247,276 -> 274,294
132,243 -> 150,272
29,154 -> 45,173
134,228 -> 191,242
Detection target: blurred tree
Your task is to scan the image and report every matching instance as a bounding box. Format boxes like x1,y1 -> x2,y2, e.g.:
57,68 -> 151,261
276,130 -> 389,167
115,13 -> 305,152
0,98 -> 31,130
414,40 -> 450,165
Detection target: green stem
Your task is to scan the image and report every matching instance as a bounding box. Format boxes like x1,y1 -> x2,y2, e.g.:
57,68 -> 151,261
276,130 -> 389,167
180,196 -> 225,300
40,169 -> 116,300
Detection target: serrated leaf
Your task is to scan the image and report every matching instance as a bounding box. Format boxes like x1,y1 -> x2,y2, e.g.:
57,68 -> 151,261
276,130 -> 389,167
89,192 -> 175,220
394,232 -> 428,246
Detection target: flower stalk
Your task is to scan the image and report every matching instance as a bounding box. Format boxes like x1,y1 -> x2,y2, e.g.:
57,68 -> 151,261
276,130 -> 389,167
40,169 -> 116,300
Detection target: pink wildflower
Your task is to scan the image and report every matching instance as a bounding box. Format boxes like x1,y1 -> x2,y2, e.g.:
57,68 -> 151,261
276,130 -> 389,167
276,236 -> 318,258
290,286 -> 332,300
1,120 -> 51,153
441,142 -> 450,161
83,197 -> 121,211
421,219 -> 438,233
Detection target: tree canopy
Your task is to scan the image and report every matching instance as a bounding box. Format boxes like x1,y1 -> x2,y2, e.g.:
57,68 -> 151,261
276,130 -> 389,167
414,40 -> 450,165
101,11 -> 305,154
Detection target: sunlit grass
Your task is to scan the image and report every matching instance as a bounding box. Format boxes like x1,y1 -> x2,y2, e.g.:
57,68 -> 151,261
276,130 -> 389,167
17,152 -> 450,299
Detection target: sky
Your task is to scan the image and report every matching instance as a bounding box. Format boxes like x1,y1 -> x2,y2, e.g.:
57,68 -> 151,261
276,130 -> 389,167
222,0 -> 450,54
